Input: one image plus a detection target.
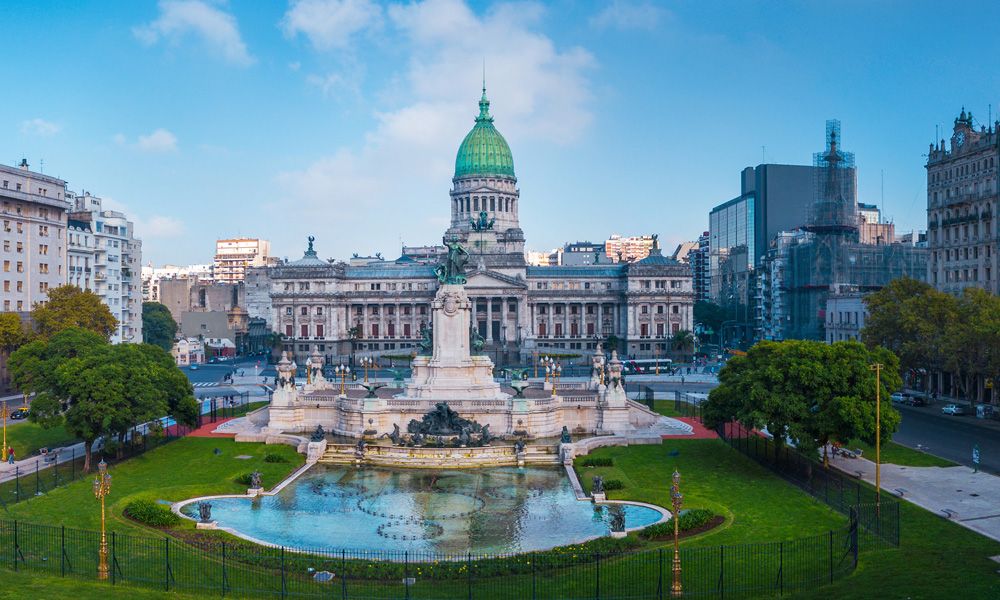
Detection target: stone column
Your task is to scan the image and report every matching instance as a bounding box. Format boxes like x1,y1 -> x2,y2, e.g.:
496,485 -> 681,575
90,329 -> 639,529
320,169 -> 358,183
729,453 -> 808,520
363,303 -> 369,343
597,303 -> 604,337
395,303 -> 401,340
547,303 -> 554,339
564,303 -> 570,340
486,296 -> 494,342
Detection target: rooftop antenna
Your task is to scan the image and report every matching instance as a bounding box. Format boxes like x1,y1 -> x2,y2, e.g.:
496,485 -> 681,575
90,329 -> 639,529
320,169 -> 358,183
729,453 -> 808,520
482,57 -> 486,94
39,158 -> 44,174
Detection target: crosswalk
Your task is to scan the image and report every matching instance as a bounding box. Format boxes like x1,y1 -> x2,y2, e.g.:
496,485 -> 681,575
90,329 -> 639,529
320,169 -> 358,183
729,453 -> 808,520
192,382 -> 219,388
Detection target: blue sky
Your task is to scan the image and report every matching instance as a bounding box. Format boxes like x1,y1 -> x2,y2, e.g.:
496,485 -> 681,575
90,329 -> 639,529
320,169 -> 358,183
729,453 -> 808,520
3,0 -> 1000,265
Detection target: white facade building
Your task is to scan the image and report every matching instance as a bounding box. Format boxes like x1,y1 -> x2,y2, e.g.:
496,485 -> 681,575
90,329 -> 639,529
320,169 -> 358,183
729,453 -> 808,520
825,289 -> 868,343
214,238 -> 270,284
0,160 -> 70,312
266,89 -> 695,364
68,192 -> 142,344
141,263 -> 214,302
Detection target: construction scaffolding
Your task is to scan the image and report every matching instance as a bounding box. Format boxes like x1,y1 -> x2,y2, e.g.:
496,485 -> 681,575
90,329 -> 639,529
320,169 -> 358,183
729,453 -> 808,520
778,120 -> 928,340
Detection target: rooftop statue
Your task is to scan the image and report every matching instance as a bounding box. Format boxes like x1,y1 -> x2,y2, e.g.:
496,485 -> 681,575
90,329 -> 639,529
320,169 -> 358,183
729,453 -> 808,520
435,240 -> 470,285
470,210 -> 495,232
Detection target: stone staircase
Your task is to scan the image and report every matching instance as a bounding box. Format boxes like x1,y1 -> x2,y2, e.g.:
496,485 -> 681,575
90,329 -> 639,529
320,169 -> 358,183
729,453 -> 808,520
319,443 -> 561,468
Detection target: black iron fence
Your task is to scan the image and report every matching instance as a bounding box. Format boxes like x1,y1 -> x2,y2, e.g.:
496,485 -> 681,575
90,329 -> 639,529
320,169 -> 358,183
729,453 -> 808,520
0,424 -> 194,510
0,518 -> 860,599
714,421 -> 900,549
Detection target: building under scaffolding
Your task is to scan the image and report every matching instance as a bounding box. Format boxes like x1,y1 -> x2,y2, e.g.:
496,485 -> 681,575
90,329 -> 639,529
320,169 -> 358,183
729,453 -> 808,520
758,121 -> 928,341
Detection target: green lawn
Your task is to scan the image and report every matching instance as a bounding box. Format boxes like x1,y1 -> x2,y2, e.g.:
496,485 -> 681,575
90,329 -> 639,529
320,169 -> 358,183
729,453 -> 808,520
0,570 -> 201,600
844,439 -> 957,468
3,421 -> 79,458
575,440 -> 846,545
4,437 -> 304,534
652,399 -> 682,418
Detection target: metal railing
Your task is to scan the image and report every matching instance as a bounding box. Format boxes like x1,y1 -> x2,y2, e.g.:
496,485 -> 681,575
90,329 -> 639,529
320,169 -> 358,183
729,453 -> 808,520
0,517 -> 861,599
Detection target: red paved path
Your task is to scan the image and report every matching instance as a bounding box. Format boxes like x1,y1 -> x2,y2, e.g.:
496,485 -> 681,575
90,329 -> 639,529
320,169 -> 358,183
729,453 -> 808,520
669,417 -> 718,439
165,417 -> 237,438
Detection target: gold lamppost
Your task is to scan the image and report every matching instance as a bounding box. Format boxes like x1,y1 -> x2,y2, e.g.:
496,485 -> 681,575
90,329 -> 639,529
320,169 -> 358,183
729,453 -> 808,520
670,469 -> 683,598
336,364 -> 350,395
541,356 -> 554,383
870,362 -> 883,513
533,351 -> 538,379
360,356 -> 374,384
93,459 -> 112,581
549,364 -> 562,397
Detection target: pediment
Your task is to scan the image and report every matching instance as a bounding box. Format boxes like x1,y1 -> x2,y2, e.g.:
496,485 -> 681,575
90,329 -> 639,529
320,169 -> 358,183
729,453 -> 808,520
465,269 -> 526,289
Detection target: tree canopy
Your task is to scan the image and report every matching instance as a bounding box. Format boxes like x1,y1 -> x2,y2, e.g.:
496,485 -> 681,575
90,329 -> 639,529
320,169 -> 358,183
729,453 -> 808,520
7,328 -> 198,471
32,285 -> 118,340
703,339 -> 901,466
863,277 -> 1000,402
0,312 -> 30,354
694,301 -> 727,339
142,302 -> 178,350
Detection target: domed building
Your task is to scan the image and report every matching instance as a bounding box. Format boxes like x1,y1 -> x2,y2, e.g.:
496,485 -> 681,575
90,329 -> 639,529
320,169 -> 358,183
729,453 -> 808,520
264,88 -> 694,365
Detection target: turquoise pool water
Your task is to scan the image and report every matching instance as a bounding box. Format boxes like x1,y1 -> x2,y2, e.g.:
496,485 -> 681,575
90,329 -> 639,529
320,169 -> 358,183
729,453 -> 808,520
181,466 -> 664,554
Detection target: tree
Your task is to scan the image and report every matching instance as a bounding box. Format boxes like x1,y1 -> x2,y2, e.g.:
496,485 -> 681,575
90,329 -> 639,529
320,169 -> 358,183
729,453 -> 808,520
671,330 -> 695,359
9,328 -> 198,471
862,277 -> 956,394
703,340 -> 901,467
142,302 -> 178,350
32,285 -> 118,340
0,313 -> 30,389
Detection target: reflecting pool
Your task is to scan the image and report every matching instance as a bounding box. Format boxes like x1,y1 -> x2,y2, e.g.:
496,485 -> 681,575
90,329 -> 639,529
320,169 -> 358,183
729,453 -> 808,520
181,466 -> 665,554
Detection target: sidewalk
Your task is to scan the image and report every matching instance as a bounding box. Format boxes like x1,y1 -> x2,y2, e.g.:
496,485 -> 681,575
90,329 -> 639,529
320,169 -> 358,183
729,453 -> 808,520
829,451 -> 1000,543
0,440 -> 86,484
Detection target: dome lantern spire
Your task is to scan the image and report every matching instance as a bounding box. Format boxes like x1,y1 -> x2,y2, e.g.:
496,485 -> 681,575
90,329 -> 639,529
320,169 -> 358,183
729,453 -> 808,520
454,82 -> 514,179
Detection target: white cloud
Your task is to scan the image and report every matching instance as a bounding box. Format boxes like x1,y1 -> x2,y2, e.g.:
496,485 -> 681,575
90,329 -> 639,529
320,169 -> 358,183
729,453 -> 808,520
114,129 -> 179,152
589,0 -> 667,31
139,215 -> 185,238
282,0 -> 383,50
274,0 -> 596,256
20,118 -> 61,137
134,0 -> 254,66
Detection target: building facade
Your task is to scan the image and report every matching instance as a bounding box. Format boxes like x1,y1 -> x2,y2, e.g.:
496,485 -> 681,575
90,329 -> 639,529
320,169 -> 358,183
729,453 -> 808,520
926,108 -> 999,295
67,192 -> 143,344
214,238 -> 271,284
824,288 -> 867,343
266,89 -> 694,364
1,160 -> 70,313
605,234 -> 655,263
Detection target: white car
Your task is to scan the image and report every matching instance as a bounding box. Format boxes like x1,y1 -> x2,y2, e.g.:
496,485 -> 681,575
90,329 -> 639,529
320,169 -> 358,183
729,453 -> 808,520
941,404 -> 965,416
890,392 -> 906,403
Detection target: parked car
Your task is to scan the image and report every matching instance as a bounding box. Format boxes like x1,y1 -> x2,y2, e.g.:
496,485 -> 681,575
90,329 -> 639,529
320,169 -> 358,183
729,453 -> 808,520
941,404 -> 965,416
10,407 -> 29,420
909,396 -> 928,407
890,392 -> 906,403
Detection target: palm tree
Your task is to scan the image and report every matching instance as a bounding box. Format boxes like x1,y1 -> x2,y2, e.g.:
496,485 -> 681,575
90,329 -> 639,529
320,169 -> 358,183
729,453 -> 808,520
671,330 -> 695,360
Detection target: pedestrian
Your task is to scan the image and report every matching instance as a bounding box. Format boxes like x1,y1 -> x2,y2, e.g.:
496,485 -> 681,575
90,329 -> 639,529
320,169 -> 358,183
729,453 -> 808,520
7,447 -> 14,464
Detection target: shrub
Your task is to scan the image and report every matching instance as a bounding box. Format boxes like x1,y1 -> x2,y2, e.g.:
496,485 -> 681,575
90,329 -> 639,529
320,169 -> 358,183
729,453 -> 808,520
638,509 -> 717,540
581,457 -> 614,467
124,498 -> 181,528
602,479 -> 625,491
263,452 -> 288,463
234,472 -> 254,486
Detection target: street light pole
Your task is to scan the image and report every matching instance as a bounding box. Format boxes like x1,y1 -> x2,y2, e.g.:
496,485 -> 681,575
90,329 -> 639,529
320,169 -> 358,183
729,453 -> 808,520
1,401 -> 7,462
870,362 -> 883,512
670,469 -> 683,597
93,459 -> 112,580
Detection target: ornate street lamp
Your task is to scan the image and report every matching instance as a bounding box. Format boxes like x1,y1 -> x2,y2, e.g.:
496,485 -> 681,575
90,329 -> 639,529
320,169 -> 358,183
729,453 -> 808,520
360,356 -> 374,384
870,362 -> 883,514
670,469 -> 683,597
93,459 -> 112,581
549,364 -> 563,397
336,364 -> 350,396
541,356 -> 554,382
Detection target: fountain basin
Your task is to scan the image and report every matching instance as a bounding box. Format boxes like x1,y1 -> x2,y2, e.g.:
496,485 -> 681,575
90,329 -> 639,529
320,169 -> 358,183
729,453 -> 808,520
175,465 -> 667,554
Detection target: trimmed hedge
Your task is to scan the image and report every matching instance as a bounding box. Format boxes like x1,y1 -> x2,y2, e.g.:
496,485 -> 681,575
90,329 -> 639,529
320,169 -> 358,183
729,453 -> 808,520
124,498 -> 181,528
234,472 -> 254,486
638,509 -> 716,540
264,453 -> 289,463
581,457 -> 614,467
602,479 -> 625,491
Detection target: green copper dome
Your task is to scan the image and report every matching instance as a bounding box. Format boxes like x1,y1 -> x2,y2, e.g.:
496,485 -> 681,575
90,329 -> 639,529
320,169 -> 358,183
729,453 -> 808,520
454,87 -> 515,179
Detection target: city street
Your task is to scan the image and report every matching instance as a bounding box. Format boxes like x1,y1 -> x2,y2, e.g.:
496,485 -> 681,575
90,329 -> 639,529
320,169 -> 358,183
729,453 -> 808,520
893,404 -> 1000,475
